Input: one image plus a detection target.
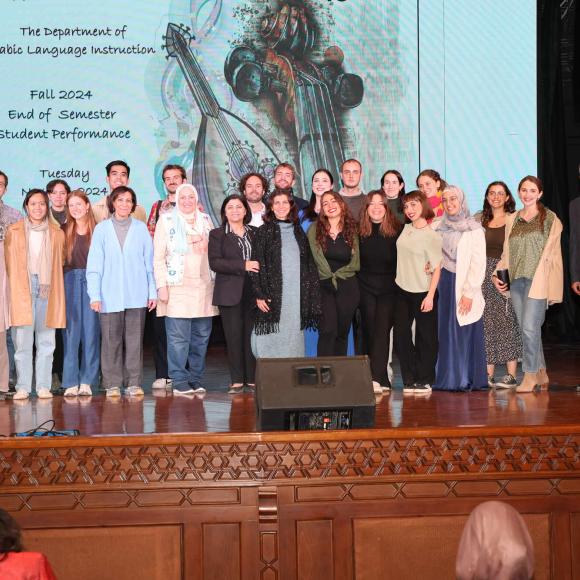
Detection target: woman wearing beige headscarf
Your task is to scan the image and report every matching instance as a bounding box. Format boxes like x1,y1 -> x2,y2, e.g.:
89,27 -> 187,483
456,501 -> 534,580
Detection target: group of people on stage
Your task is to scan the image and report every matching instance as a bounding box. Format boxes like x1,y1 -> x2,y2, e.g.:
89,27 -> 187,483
0,156 -> 572,400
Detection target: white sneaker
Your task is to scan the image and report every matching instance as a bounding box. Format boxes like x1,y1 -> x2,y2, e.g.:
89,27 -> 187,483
151,378 -> 169,390
78,384 -> 92,396
13,389 -> 30,400
64,386 -> 79,397
372,381 -> 383,394
37,388 -> 53,399
125,386 -> 144,397
106,387 -> 121,398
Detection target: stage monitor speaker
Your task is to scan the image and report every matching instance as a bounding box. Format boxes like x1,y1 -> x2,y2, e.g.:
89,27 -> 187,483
255,355 -> 375,431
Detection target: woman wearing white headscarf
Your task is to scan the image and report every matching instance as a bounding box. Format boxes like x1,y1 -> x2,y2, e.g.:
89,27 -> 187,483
456,501 -> 534,580
432,186 -> 487,391
153,184 -> 218,395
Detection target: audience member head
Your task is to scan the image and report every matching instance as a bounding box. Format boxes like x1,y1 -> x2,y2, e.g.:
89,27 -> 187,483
340,158 -> 363,191
401,190 -> 434,223
416,169 -> 446,198
220,194 -> 251,227
303,168 -> 334,222
359,190 -> 401,238
239,173 -> 268,206
105,160 -> 130,192
0,509 -> 23,555
481,181 -> 516,227
23,189 -> 49,224
162,164 -> 186,200
264,189 -> 298,224
273,163 -> 296,191
46,179 -> 71,212
107,186 -> 136,217
456,501 -> 534,580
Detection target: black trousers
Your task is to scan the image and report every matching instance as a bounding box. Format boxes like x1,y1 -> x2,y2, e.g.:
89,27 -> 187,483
152,311 -> 168,380
219,281 -> 257,384
394,287 -> 438,386
359,288 -> 396,386
318,277 -> 360,357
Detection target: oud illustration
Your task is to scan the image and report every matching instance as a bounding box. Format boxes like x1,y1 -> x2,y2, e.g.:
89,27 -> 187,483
224,4 -> 363,196
163,23 -> 281,223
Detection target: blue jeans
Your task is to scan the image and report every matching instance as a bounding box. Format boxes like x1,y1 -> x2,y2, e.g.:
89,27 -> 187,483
165,316 -> 213,390
13,275 -> 55,392
62,269 -> 101,388
510,277 -> 547,373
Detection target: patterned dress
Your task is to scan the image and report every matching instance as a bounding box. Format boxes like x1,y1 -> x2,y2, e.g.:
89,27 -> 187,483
482,224 -> 522,364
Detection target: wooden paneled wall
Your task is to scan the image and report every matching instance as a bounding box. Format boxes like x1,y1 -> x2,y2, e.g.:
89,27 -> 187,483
3,427 -> 580,579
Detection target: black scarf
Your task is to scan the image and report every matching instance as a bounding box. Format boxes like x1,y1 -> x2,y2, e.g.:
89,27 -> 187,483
250,220 -> 320,335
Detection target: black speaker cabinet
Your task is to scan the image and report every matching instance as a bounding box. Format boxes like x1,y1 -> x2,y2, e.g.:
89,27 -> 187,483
255,356 -> 376,431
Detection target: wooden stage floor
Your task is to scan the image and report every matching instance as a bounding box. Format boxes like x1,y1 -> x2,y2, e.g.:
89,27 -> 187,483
0,343 -> 578,437
1,342 -> 579,579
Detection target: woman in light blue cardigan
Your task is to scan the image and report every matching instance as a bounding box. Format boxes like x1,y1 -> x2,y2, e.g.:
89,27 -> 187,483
87,186 -> 156,397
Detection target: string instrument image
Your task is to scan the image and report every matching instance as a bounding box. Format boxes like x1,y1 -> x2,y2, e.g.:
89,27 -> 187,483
224,4 -> 363,196
163,23 -> 281,223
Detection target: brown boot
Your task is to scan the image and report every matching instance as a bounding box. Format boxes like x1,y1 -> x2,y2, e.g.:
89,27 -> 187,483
516,372 -> 538,393
537,368 -> 549,389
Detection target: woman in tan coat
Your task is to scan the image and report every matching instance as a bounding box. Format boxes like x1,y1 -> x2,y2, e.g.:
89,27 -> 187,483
5,189 -> 65,400
493,176 -> 563,393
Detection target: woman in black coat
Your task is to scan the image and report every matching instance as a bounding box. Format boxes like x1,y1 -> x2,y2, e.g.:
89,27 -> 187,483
208,194 -> 259,393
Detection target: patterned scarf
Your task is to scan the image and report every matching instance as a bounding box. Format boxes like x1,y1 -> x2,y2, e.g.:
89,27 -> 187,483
24,217 -> 52,299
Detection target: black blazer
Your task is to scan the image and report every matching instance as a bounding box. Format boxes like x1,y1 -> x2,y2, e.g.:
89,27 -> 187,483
208,225 -> 256,306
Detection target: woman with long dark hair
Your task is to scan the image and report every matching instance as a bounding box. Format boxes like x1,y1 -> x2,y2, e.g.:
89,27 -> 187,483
381,170 -> 406,224
251,189 -> 320,358
62,190 -> 100,397
5,189 -> 66,400
478,181 -> 522,388
307,191 -> 359,356
358,191 -> 401,390
301,168 -> 334,226
493,176 -> 563,392
300,169 -> 334,356
209,194 -> 258,393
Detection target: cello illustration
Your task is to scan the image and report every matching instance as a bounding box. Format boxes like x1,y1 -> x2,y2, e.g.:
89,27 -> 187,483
224,4 -> 363,195
163,23 -> 281,223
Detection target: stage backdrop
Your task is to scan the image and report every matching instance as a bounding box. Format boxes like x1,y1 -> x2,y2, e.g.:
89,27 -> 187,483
0,0 -> 536,223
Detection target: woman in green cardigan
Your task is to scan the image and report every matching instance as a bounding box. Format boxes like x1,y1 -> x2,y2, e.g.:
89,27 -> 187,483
307,191 -> 360,356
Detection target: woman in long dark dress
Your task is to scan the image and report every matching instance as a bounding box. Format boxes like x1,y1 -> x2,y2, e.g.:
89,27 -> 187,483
433,186 -> 488,392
